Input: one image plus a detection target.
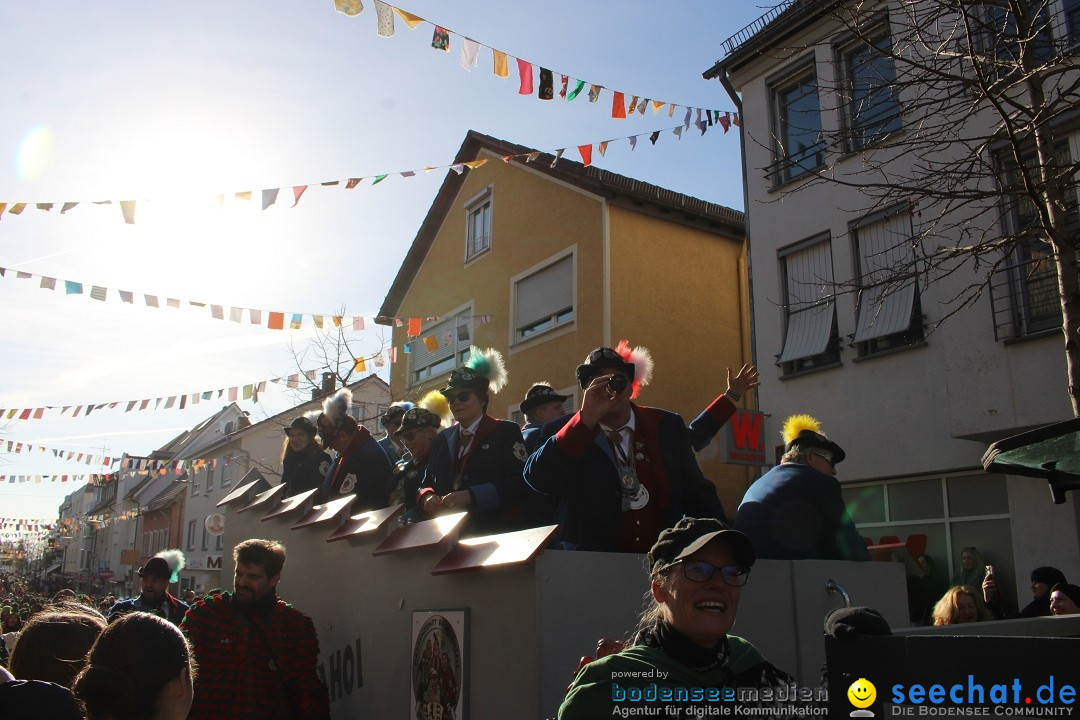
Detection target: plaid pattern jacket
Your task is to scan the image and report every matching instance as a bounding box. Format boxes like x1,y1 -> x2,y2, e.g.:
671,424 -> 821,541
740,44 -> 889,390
181,591 -> 330,720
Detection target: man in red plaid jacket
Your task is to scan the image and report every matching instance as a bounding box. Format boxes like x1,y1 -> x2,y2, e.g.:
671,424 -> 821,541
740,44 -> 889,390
181,539 -> 330,720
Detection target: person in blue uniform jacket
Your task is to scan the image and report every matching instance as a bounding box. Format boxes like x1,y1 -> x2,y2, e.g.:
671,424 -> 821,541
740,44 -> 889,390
524,341 -> 727,553
377,402 -> 412,465
519,383 -> 569,453
317,387 -> 395,509
734,414 -> 870,561
417,347 -> 530,536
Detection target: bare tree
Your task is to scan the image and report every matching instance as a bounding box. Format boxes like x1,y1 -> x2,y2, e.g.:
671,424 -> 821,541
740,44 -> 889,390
285,310 -> 390,403
724,0 -> 1079,411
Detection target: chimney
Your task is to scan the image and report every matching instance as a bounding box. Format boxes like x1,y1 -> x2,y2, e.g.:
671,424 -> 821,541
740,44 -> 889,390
312,372 -> 337,401
237,413 -> 251,430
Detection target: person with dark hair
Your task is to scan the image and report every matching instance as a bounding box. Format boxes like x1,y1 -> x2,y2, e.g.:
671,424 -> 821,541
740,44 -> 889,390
316,387 -> 395,507
559,518 -> 792,718
524,342 -> 727,553
108,550 -> 189,626
0,662 -> 84,720
279,412 -> 332,496
72,611 -> 194,720
378,401 -> 413,464
907,554 -> 949,625
734,415 -> 869,561
9,602 -> 106,688
181,539 -> 330,720
1049,582 -> 1080,616
417,347 -> 530,535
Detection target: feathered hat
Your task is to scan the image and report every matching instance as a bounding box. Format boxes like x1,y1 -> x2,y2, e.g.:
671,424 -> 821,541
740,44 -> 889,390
782,414 -> 846,464
138,549 -> 187,584
320,387 -> 356,433
575,340 -> 653,399
441,346 -> 508,397
284,409 -> 322,437
396,390 -> 452,436
382,401 -> 415,428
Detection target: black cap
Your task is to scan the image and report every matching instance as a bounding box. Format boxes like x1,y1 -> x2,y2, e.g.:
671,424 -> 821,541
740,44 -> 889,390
647,517 -> 755,573
575,346 -> 635,389
382,403 -> 413,428
285,416 -> 318,437
1031,566 -> 1066,586
1051,582 -> 1080,607
520,384 -> 569,416
440,367 -> 489,397
395,407 -> 442,436
137,557 -> 171,580
786,430 -> 846,465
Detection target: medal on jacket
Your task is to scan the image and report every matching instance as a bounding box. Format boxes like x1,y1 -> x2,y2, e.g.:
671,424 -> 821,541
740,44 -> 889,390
611,431 -> 648,511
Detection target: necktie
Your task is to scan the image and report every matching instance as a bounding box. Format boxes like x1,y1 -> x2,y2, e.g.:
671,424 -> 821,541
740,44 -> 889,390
458,429 -> 473,459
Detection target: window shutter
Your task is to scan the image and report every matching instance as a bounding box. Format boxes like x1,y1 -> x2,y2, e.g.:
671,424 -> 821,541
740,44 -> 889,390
515,255 -> 574,330
778,241 -> 836,363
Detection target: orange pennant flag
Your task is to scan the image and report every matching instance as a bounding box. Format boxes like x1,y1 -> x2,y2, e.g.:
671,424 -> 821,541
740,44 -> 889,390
423,335 -> 439,352
268,312 -> 285,330
355,357 -> 367,372
407,317 -> 422,337
652,100 -> 665,114
611,91 -> 627,119
578,145 -> 593,167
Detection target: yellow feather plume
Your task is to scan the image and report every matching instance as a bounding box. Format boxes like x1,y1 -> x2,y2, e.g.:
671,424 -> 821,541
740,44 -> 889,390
782,414 -> 823,445
419,390 -> 452,428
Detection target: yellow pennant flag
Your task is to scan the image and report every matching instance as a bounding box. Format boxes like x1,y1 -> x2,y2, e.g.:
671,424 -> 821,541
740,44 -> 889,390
393,6 -> 424,29
423,335 -> 439,352
463,159 -> 488,170
492,50 -> 509,78
355,357 -> 367,372
652,100 -> 665,114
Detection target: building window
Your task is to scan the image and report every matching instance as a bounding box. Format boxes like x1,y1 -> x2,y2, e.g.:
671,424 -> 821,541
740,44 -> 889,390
190,472 -> 199,496
220,465 -> 232,488
512,252 -> 575,343
409,311 -> 473,385
770,65 -> 824,184
777,234 -> 841,375
972,2 -> 1055,70
851,206 -> 924,355
215,533 -> 224,551
465,189 -> 492,262
201,522 -> 209,551
186,520 -> 196,551
839,23 -> 901,151
991,141 -> 1076,340
843,471 -> 1013,611
205,466 -> 214,493
1067,0 -> 1080,44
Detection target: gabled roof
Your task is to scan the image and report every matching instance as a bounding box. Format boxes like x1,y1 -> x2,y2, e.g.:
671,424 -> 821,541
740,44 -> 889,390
377,130 -> 745,321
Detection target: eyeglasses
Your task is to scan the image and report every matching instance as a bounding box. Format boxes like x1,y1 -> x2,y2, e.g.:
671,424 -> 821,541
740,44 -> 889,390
399,431 -> 418,442
447,391 -> 473,404
669,559 -> 749,587
808,450 -> 834,468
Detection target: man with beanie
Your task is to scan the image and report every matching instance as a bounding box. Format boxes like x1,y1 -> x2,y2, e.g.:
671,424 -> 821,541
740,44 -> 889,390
524,342 -> 727,553
734,415 -> 870,561
108,549 -> 189,625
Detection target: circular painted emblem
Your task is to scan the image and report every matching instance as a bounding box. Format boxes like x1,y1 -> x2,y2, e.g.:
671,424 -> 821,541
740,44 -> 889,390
412,615 -> 462,720
339,473 -> 357,494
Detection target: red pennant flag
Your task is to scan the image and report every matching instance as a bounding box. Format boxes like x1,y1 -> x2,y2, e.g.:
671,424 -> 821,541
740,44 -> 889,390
578,145 -> 593,167
407,317 -> 422,337
268,312 -> 285,330
292,186 -> 308,207
611,91 -> 627,119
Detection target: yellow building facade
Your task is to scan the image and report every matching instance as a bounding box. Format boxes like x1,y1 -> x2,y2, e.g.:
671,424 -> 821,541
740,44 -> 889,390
378,131 -> 753,512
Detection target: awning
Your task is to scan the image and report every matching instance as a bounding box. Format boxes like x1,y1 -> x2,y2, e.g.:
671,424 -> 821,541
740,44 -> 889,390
778,238 -> 836,363
852,210 -> 917,343
982,417 -> 1080,504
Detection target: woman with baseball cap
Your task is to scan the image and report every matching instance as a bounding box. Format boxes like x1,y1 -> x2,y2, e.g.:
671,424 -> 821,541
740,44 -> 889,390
279,412 -> 332,496
559,518 -> 793,718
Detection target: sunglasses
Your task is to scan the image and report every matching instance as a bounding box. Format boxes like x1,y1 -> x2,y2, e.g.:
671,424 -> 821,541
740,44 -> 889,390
447,391 -> 474,404
399,431 -> 419,442
808,450 -> 834,467
669,559 -> 749,587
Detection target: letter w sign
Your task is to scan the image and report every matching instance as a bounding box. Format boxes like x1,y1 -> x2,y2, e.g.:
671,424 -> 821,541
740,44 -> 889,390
720,409 -> 766,466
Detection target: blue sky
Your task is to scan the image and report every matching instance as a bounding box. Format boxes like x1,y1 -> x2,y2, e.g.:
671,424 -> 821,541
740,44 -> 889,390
0,1 -> 769,520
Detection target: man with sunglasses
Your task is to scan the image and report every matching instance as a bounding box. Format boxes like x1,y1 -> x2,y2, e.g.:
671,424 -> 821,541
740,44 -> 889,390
560,517 -> 795,719
734,414 -> 869,561
387,404 -> 443,519
523,342 -> 727,553
417,350 -> 531,536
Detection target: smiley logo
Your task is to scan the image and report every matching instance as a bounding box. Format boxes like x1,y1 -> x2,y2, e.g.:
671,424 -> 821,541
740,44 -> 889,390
847,678 -> 877,710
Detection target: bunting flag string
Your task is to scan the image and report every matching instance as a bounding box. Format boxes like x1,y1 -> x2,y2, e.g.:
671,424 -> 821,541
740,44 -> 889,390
0,265 -> 502,336
0,118 -> 733,225
0,473 -> 112,486
332,1 -> 739,132
1,439 -> 116,468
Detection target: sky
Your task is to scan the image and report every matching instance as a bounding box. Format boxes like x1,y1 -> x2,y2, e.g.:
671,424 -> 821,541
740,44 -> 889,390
0,0 -> 771,522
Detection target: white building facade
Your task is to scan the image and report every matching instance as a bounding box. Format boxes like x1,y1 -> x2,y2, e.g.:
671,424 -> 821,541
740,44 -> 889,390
708,0 -> 1080,614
